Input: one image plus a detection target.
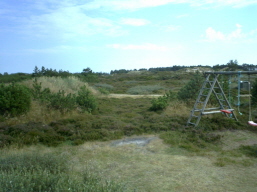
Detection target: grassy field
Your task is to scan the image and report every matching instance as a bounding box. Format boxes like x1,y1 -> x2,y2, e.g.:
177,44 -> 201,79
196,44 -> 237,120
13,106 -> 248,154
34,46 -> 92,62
1,70 -> 257,191
1,131 -> 256,192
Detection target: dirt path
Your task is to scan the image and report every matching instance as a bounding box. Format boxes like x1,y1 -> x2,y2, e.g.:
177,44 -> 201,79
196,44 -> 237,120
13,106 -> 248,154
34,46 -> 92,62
107,94 -> 162,98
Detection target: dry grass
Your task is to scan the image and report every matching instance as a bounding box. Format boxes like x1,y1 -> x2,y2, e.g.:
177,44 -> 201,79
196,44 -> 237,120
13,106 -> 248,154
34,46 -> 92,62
21,76 -> 98,95
165,100 -> 191,117
5,101 -> 80,125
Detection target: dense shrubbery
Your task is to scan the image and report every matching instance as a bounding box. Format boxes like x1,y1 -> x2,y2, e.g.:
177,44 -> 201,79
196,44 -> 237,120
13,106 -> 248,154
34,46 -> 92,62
31,78 -> 97,113
0,73 -> 32,83
177,71 -> 204,101
76,86 -> 97,113
0,83 -> 31,116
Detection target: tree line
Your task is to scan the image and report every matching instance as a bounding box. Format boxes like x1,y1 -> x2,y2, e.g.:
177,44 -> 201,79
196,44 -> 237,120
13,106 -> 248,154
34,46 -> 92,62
1,60 -> 257,83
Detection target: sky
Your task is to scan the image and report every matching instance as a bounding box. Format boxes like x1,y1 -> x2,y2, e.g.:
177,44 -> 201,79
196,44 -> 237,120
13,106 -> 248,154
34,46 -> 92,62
0,0 -> 257,74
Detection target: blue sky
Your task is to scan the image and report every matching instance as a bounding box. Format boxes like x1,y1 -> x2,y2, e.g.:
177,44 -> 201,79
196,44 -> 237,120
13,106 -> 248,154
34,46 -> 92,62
1,0 -> 257,74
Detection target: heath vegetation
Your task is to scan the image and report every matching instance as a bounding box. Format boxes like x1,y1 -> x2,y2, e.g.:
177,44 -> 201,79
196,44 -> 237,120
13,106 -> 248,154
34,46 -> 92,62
1,62 -> 257,191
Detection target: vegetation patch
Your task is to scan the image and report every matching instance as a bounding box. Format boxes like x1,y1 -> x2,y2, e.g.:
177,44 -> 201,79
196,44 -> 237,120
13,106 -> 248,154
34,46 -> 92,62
0,83 -> 31,116
127,85 -> 166,95
0,150 -> 126,192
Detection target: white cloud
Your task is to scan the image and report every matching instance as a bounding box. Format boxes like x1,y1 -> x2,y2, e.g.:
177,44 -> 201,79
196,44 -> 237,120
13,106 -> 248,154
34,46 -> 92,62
23,6 -> 125,39
205,27 -> 226,41
22,45 -> 89,54
84,0 -> 257,11
204,24 -> 246,42
107,43 -> 167,51
120,18 -> 150,26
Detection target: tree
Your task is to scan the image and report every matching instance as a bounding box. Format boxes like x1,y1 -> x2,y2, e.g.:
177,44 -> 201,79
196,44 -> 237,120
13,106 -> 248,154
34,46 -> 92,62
226,60 -> 238,71
32,66 -> 40,77
82,68 -> 93,74
177,71 -> 204,101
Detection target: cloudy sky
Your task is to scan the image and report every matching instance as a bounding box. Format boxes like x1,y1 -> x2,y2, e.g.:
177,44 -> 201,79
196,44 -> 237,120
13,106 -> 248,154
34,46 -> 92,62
1,0 -> 257,74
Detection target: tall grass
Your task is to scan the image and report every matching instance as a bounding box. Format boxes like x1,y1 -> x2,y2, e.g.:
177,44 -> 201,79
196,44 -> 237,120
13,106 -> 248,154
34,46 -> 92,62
0,147 -> 126,192
21,76 -> 98,95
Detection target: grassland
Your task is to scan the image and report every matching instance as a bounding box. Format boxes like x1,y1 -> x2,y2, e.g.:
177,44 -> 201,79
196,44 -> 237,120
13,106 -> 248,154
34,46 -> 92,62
1,70 -> 257,191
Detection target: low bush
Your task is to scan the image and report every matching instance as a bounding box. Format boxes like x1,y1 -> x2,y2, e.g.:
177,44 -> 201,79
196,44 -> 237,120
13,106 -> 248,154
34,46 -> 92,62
76,86 -> 97,113
150,91 -> 176,111
150,96 -> 168,111
160,129 -> 223,152
0,83 -> 31,116
47,90 -> 76,113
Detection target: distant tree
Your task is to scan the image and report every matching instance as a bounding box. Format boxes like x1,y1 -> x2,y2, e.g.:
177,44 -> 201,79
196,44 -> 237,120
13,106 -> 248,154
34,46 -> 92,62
82,68 -> 93,74
226,60 -> 239,71
32,66 -> 41,77
41,66 -> 46,75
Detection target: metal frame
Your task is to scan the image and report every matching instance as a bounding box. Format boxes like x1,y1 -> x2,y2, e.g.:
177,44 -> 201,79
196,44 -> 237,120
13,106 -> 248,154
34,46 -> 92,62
186,71 -> 257,127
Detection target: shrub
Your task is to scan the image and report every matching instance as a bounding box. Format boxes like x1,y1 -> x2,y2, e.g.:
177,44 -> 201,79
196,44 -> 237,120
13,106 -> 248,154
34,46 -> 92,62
150,90 -> 176,111
31,78 -> 51,101
177,71 -> 204,101
76,86 -> 97,113
150,96 -> 168,111
0,83 -> 31,116
47,90 -> 76,113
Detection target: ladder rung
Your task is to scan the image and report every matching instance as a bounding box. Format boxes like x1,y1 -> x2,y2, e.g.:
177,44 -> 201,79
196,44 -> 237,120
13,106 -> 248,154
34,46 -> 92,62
200,94 -> 208,97
188,122 -> 195,125
202,111 -> 222,115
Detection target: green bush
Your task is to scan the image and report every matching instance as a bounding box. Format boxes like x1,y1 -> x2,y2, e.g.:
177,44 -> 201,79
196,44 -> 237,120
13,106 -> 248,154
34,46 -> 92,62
76,86 -> 97,113
177,71 -> 204,101
150,96 -> 168,111
0,83 -> 31,116
31,78 -> 51,101
48,90 -> 76,113
150,90 -> 176,111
